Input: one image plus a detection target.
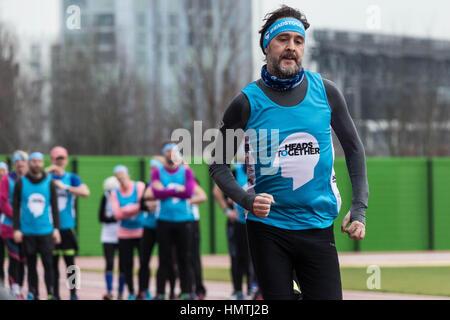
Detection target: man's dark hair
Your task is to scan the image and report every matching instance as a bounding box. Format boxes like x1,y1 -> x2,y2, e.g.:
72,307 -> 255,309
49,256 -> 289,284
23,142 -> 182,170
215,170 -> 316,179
259,5 -> 310,54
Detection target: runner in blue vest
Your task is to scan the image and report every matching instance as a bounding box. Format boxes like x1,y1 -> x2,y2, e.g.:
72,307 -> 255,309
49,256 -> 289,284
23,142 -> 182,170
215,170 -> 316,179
46,146 -> 90,300
12,152 -> 61,300
210,5 -> 369,300
110,165 -> 145,300
151,142 -> 195,300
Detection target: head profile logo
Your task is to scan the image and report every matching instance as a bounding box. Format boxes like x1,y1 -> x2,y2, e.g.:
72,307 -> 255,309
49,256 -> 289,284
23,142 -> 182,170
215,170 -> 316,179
27,193 -> 46,218
272,132 -> 320,190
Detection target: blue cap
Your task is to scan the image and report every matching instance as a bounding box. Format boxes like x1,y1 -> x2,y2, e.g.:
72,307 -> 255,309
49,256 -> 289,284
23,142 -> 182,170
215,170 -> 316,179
0,162 -> 8,170
113,165 -> 129,175
149,159 -> 163,169
28,152 -> 44,161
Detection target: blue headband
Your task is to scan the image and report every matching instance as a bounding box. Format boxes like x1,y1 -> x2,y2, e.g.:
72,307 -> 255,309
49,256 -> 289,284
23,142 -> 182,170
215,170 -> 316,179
28,152 -> 44,161
0,162 -> 8,170
263,18 -> 306,49
12,154 -> 25,163
114,165 -> 129,175
162,143 -> 178,154
149,159 -> 163,169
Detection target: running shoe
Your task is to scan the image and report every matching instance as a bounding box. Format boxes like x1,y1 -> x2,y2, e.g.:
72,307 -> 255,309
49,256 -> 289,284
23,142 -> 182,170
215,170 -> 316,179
103,293 -> 114,300
70,293 -> 79,300
230,291 -> 244,300
127,293 -> 136,300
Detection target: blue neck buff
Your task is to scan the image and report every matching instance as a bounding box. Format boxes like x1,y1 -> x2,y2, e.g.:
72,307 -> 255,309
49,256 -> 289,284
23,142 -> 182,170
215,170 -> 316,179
261,64 -> 305,91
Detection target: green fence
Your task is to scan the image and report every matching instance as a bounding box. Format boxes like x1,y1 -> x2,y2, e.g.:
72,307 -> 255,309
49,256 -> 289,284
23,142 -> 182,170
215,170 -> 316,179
1,155 -> 449,255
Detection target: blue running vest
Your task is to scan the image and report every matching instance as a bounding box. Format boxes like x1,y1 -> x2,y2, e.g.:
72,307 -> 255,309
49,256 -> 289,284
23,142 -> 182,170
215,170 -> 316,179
157,166 -> 193,222
242,70 -> 342,230
20,175 -> 54,235
115,182 -> 143,230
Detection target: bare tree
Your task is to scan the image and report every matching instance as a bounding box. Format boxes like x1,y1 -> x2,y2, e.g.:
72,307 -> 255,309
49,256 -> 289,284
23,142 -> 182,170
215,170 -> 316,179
178,0 -> 253,130
50,45 -> 151,155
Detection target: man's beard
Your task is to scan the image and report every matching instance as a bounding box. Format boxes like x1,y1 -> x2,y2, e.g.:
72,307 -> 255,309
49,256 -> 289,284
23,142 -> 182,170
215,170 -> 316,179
267,50 -> 302,79
30,167 -> 42,175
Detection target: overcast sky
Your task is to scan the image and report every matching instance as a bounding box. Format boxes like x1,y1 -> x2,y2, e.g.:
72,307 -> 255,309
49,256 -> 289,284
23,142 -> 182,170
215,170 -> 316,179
1,0 -> 449,73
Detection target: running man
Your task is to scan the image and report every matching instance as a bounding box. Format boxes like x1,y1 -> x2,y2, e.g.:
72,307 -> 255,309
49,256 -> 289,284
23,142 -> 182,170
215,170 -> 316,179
209,5 -> 369,300
12,152 -> 61,300
46,146 -> 90,300
110,165 -> 145,300
98,176 -> 125,300
0,161 -> 8,287
0,151 -> 29,299
152,142 -> 195,300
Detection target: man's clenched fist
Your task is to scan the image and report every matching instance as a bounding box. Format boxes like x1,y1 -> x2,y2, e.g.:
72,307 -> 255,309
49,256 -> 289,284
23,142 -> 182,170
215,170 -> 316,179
252,193 -> 275,218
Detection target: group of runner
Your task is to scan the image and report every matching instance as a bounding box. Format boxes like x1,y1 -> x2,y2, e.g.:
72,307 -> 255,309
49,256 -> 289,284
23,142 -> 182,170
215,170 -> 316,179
0,142 -> 260,301
99,141 -> 261,300
0,147 -> 89,300
99,141 -> 256,300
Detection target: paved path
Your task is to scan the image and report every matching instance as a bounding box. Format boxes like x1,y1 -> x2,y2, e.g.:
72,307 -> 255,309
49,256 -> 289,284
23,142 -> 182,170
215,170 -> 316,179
4,251 -> 450,300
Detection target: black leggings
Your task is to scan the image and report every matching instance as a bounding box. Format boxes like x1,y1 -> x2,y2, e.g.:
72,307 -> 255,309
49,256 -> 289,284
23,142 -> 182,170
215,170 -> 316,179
119,238 -> 141,295
138,227 -> 157,293
23,234 -> 55,298
246,220 -> 342,300
156,220 -> 192,295
226,221 -> 255,293
103,243 -> 119,272
5,238 -> 26,288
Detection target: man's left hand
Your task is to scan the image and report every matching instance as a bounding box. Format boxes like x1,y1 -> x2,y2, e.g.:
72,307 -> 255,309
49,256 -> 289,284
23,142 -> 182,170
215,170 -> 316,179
341,211 -> 365,240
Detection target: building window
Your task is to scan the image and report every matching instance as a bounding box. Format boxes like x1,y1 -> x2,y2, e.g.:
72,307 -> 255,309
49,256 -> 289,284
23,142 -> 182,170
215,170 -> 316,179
95,14 -> 114,27
97,32 -> 115,45
137,13 -> 146,27
169,13 -> 179,26
169,51 -> 178,64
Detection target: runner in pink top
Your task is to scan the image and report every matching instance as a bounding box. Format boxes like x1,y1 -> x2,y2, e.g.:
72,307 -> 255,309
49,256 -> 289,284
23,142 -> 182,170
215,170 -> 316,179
109,165 -> 145,300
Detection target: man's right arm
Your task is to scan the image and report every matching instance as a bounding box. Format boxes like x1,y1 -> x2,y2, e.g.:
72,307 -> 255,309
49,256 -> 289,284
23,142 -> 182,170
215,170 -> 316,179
209,93 -> 256,212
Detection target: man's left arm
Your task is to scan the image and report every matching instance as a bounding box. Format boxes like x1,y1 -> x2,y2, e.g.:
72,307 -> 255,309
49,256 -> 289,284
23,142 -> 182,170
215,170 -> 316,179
324,79 -> 369,240
67,174 -> 90,197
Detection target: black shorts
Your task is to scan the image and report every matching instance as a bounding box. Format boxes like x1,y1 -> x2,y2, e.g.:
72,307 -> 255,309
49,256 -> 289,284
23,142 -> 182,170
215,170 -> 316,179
23,234 -> 55,257
54,229 -> 78,253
